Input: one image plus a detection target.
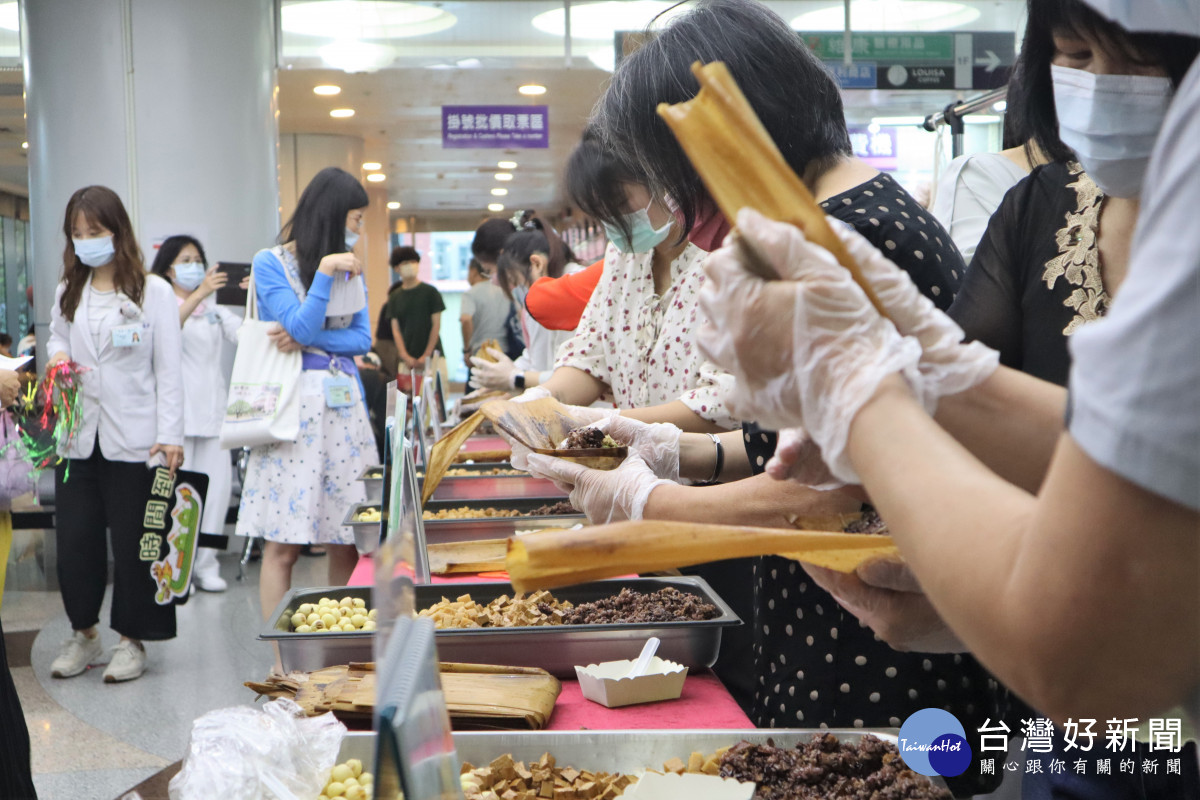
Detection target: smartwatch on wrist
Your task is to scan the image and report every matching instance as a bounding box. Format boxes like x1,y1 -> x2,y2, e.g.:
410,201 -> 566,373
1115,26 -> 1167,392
513,373 -> 526,390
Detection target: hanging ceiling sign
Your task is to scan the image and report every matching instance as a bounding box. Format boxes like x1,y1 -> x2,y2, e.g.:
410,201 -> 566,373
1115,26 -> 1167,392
803,31 -> 1015,91
442,105 -> 548,149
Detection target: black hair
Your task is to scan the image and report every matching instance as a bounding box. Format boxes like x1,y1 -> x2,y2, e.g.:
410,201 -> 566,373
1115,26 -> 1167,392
150,234 -> 208,281
595,0 -> 851,238
565,126 -> 642,247
0,334 -> 12,349
472,218 -> 518,265
390,245 -> 420,267
495,216 -> 577,301
467,258 -> 486,276
278,166 -> 368,289
1018,0 -> 1200,164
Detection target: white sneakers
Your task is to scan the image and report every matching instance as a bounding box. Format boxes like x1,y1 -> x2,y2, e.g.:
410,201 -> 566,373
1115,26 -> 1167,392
192,548 -> 228,592
102,640 -> 147,683
50,631 -> 104,678
50,632 -> 147,682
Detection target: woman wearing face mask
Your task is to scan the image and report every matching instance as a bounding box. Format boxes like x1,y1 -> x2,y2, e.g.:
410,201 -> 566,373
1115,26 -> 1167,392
236,166 -> 374,633
949,1 -> 1198,390
149,235 -> 241,594
45,185 -> 184,684
515,131 -> 737,434
467,214 -> 583,392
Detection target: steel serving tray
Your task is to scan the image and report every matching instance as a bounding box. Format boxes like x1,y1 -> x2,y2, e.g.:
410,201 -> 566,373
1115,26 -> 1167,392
421,497 -> 586,544
342,502 -> 384,555
337,730 -> 952,794
261,576 -> 741,675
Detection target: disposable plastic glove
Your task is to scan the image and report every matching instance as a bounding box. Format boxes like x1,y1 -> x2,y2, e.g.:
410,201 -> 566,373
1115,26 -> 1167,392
697,208 -> 924,482
826,220 -> 999,410
469,347 -> 519,391
764,427 -> 843,491
525,452 -> 672,523
804,559 -> 967,653
588,416 -> 682,482
512,386 -> 552,404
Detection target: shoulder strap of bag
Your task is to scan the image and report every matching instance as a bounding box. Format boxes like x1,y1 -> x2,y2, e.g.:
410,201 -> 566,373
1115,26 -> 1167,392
244,268 -> 259,323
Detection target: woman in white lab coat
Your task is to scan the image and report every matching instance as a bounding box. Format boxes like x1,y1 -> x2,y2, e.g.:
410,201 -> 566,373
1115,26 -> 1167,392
46,185 -> 184,684
149,234 -> 241,593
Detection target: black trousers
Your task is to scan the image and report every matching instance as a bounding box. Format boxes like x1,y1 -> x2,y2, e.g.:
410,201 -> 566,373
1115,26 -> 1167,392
55,448 -> 175,641
0,618 -> 36,799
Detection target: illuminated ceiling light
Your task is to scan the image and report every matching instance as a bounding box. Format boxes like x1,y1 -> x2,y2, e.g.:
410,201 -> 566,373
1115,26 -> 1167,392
488,203 -> 505,212
497,161 -> 518,170
0,3 -> 17,32
282,1 -> 456,39
869,116 -> 925,127
518,84 -> 547,96
387,201 -> 401,210
532,1 -> 685,41
20,141 -> 27,149
588,47 -> 616,73
329,108 -> 356,118
366,173 -> 386,183
313,84 -> 342,96
494,173 -> 513,182
965,115 -> 1003,124
993,100 -> 1008,112
792,1 -> 979,32
362,161 -> 383,171
491,188 -> 508,197
319,39 -> 397,73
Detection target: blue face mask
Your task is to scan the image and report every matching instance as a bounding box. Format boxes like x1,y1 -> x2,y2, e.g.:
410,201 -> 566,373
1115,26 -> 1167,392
173,262 -> 207,291
345,228 -> 360,250
603,202 -> 673,254
73,235 -> 115,268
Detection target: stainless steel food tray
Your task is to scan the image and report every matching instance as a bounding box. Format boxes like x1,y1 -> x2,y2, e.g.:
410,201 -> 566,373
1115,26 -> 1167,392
421,497 -> 586,544
337,730 -> 949,792
357,463 -> 564,504
342,502 -> 383,555
260,576 -> 740,675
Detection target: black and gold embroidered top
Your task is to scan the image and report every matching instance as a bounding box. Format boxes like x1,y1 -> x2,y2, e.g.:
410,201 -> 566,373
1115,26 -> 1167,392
949,161 -> 1111,387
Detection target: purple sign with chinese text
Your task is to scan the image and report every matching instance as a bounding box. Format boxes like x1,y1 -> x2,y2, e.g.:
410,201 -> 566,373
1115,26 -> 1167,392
442,105 -> 549,149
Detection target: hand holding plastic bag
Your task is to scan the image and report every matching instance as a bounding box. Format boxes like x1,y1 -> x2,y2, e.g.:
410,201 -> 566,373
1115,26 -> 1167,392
804,559 -> 967,653
168,698 -> 346,800
469,347 -> 519,391
697,208 -> 924,482
525,452 -> 671,523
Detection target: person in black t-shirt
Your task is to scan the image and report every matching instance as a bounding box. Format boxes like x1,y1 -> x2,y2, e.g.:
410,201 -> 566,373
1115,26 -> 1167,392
382,246 -> 444,388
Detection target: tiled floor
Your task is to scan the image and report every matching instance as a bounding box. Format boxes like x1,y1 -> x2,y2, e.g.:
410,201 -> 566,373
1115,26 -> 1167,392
3,530 -> 329,800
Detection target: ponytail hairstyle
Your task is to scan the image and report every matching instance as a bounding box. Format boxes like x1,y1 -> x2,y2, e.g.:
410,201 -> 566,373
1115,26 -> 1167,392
495,212 -> 577,301
59,186 -> 145,322
278,166 -> 369,289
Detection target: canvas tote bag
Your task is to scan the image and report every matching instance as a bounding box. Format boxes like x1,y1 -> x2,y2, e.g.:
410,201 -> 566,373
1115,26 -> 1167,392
218,269 -> 302,449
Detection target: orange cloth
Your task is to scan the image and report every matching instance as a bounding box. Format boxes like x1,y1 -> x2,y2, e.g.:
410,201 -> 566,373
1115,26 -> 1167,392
524,259 -> 604,331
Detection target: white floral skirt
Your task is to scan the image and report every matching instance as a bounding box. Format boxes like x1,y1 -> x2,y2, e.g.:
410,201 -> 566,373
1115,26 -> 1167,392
235,370 -> 376,545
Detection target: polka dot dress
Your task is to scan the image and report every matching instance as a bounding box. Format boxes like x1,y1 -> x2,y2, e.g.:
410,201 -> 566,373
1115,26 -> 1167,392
745,174 -> 1005,795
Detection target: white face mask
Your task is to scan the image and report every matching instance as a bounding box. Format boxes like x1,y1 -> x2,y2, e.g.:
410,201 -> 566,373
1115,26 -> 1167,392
1052,64 -> 1173,198
1083,0 -> 1200,35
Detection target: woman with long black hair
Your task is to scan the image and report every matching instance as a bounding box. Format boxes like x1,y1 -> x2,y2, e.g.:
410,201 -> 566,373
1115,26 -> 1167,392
46,185 -> 184,683
236,167 -> 374,628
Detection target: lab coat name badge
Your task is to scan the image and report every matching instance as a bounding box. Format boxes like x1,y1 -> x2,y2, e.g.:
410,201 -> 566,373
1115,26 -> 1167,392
139,467 -> 209,606
111,323 -> 145,348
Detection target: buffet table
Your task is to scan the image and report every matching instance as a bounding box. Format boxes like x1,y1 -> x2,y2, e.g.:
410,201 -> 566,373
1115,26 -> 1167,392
346,554 -> 752,731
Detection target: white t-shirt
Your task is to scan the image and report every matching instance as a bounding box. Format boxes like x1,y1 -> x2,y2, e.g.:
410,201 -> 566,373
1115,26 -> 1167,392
930,151 -> 1029,266
1068,59 -> 1200,512
87,285 -> 121,350
554,242 -> 737,430
514,262 -> 584,375
178,296 -> 241,437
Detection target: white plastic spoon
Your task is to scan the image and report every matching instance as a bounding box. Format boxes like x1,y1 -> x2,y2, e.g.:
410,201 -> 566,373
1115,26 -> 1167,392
626,636 -> 661,678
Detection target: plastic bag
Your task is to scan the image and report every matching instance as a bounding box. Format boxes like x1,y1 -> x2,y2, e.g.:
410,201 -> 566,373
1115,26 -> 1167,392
168,698 -> 346,800
0,412 -> 38,510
